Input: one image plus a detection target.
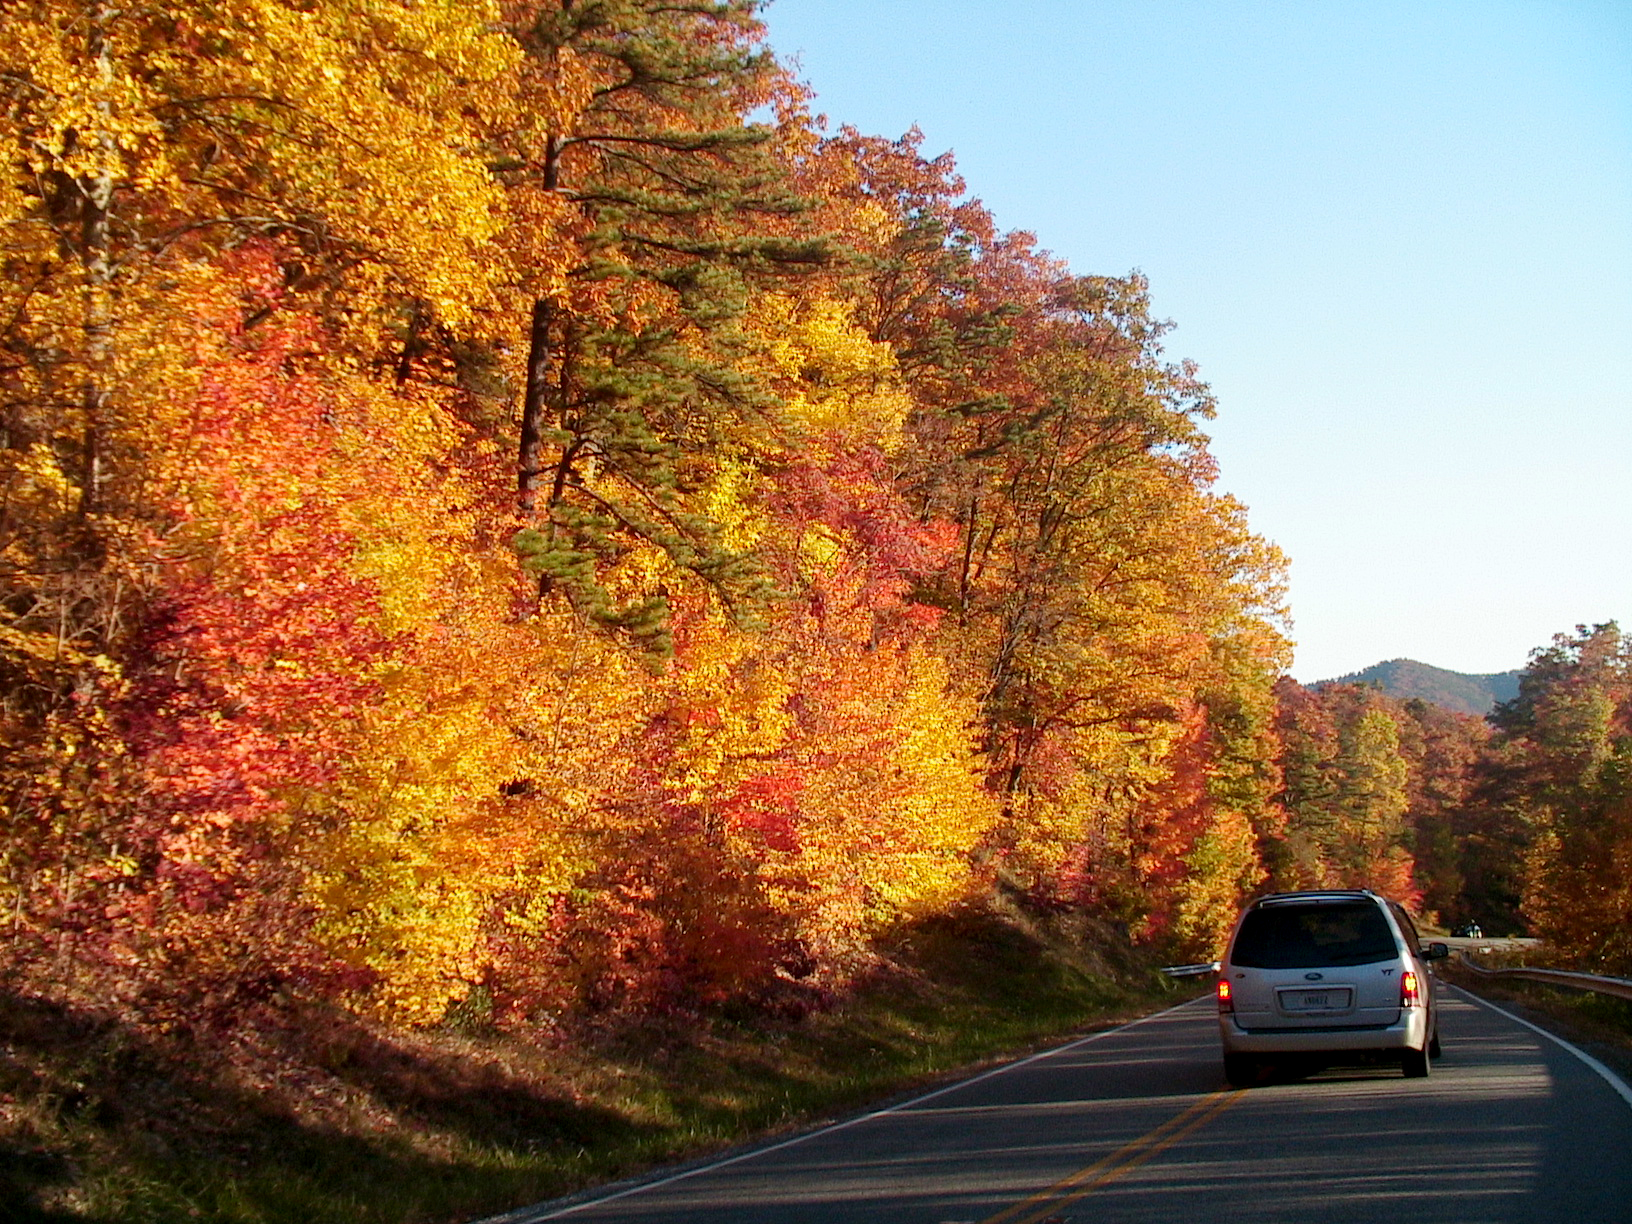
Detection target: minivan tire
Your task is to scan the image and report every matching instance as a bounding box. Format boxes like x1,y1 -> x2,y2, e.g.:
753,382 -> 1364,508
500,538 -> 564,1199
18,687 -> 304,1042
1402,1046 -> 1430,1078
1224,1053 -> 1257,1088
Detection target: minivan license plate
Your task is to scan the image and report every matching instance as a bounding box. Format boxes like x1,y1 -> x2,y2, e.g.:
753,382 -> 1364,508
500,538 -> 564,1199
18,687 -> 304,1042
1278,986 -> 1352,1012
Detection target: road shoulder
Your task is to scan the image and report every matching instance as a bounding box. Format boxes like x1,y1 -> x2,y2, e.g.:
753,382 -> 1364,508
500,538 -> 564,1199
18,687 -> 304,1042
1442,976 -> 1632,1105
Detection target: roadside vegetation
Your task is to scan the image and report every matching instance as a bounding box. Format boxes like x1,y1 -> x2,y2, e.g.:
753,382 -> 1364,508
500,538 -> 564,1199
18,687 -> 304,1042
3,1 -> 1630,1220
0,892 -> 1184,1224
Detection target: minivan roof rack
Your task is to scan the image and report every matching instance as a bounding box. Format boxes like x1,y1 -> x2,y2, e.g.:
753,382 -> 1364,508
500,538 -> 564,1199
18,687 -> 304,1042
1255,889 -> 1376,906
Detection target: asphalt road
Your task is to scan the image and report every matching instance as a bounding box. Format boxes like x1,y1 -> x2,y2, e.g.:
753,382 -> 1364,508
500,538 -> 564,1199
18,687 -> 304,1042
493,984 -> 1632,1224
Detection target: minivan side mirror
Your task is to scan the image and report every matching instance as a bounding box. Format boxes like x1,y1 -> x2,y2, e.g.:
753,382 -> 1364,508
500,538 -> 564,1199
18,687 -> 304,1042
1422,941 -> 1450,961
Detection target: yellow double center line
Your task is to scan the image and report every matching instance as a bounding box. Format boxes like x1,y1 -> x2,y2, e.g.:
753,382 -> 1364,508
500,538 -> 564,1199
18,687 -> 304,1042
978,1088 -> 1243,1224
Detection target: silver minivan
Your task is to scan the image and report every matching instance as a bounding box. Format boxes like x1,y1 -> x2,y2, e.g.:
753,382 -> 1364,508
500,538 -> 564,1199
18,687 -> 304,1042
1216,889 -> 1448,1086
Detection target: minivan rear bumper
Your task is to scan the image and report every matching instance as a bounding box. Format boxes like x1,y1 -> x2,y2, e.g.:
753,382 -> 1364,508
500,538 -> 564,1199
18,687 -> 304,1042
1219,1009 -> 1430,1055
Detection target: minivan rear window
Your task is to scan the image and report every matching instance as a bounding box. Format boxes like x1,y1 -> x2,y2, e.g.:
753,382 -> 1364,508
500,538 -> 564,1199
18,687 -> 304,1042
1230,902 -> 1399,968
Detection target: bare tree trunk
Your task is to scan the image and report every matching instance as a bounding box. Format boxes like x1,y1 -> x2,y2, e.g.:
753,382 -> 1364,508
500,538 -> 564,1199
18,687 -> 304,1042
958,484 -> 979,625
518,98 -> 567,602
542,133 -> 564,192
394,302 -> 422,385
77,0 -> 116,519
517,297 -> 553,516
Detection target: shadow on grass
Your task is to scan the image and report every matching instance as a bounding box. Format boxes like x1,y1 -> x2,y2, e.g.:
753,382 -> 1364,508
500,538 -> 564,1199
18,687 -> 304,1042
583,901 -> 1177,1138
0,990 -> 660,1224
0,1145 -> 94,1224
0,897 -> 1179,1224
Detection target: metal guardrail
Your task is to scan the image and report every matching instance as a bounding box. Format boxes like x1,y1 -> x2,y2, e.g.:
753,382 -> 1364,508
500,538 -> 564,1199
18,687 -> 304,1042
1160,961 -> 1220,978
1456,951 -> 1632,1002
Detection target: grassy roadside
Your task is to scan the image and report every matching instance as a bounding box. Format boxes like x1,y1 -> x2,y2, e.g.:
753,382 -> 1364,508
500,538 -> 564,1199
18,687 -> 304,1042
1,898 -> 1190,1224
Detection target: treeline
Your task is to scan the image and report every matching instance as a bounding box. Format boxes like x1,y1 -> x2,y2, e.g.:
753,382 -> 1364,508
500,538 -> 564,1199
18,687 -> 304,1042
4,0 -> 1620,1043
1275,623 -> 1632,976
0,0 -> 1289,1032
1483,624 -> 1632,972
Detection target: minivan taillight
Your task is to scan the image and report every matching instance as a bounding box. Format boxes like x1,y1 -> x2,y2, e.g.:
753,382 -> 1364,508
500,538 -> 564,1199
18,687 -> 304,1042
1217,978 -> 1233,1013
1400,970 -> 1422,1008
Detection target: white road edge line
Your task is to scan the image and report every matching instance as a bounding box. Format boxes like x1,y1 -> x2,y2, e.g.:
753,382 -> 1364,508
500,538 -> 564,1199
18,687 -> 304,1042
1448,982 -> 1632,1111
486,994 -> 1215,1222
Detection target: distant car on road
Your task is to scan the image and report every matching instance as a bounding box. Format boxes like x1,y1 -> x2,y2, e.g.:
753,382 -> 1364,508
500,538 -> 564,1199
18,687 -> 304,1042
1451,922 -> 1483,939
1217,889 -> 1449,1086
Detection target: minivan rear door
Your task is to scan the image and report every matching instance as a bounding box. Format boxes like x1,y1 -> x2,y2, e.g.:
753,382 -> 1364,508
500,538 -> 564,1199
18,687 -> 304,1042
1226,900 -> 1403,1029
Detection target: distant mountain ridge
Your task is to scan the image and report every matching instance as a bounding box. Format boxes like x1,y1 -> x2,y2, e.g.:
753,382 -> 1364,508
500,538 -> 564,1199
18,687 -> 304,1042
1314,658 -> 1522,717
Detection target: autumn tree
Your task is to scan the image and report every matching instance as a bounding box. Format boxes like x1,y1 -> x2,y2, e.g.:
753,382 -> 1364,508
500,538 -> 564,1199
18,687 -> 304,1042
1331,706 -> 1413,896
791,129 -> 1290,948
1488,624 -> 1632,971
0,0 -> 522,1013
925,275 -> 1286,920
1393,697 -> 1489,926
1272,682 -> 1416,896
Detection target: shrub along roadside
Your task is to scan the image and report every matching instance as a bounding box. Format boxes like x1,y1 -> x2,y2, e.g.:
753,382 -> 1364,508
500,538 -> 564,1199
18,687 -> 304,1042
0,896 -> 1191,1224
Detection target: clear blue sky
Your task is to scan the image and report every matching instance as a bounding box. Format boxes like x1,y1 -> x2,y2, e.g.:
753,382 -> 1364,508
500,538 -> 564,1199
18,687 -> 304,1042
761,0 -> 1632,682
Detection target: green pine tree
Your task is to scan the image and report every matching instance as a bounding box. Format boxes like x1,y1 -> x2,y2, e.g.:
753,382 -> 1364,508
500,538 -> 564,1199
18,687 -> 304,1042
503,0 -> 827,654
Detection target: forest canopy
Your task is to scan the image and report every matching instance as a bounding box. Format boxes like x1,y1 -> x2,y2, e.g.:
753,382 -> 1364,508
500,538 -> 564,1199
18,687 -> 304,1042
2,0 -> 1623,1045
